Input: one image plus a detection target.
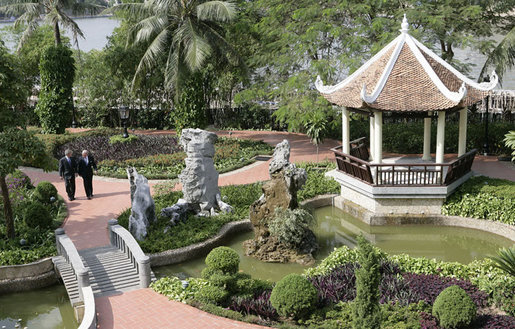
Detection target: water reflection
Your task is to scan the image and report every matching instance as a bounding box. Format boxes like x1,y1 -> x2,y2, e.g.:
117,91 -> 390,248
0,285 -> 77,329
156,206 -> 513,282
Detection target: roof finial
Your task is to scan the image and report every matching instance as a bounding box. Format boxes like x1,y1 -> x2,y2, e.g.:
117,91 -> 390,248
400,14 -> 409,33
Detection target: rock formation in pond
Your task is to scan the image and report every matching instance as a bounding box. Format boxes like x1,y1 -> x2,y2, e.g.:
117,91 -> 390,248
161,129 -> 233,229
127,167 -> 156,240
244,140 -> 317,265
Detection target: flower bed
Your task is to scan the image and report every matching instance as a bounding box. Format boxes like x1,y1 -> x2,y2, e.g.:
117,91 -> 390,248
442,176 -> 515,224
0,172 -> 67,266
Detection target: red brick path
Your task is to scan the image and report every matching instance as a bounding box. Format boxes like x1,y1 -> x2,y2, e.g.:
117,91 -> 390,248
22,129 -> 514,329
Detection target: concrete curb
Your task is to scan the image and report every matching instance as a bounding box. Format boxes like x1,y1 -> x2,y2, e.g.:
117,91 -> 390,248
0,257 -> 58,294
148,220 -> 253,267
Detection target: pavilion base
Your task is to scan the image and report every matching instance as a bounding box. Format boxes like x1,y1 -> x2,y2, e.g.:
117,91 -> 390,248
326,169 -> 473,215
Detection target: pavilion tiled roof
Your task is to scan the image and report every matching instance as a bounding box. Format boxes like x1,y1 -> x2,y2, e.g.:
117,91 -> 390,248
315,16 -> 498,112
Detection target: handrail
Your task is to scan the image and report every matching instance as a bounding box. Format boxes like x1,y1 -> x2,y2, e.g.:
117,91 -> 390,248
55,228 -> 96,329
331,145 -> 475,187
77,286 -> 96,329
107,219 -> 151,288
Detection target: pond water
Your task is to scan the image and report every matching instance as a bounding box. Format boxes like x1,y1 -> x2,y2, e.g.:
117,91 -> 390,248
154,206 -> 514,282
0,285 -> 77,329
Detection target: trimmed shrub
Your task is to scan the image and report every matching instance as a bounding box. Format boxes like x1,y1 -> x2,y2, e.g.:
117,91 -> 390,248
6,170 -> 33,189
209,273 -> 237,292
33,181 -> 58,204
35,45 -> 75,134
270,273 -> 318,319
23,202 -> 52,229
353,235 -> 382,329
195,285 -> 229,305
269,207 -> 315,249
205,247 -> 240,275
432,285 -> 476,329
109,134 -> 139,145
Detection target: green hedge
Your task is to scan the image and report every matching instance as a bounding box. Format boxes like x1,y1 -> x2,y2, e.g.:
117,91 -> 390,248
305,245 -> 515,316
347,120 -> 513,155
442,176 -> 515,224
0,196 -> 67,265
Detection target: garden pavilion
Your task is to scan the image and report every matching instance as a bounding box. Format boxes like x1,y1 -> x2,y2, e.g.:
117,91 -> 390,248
316,15 -> 498,215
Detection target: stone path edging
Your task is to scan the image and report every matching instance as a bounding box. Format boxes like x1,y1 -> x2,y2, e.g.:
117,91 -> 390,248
0,257 -> 57,293
149,220 -> 252,267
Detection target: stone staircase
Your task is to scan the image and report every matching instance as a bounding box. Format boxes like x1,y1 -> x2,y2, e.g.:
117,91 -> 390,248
54,245 -> 155,305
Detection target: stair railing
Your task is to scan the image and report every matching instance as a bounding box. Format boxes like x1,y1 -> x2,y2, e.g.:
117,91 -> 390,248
107,219 -> 151,288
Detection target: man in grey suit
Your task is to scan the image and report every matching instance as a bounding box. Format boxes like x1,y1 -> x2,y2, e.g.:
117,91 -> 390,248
78,149 -> 97,200
59,149 -> 77,201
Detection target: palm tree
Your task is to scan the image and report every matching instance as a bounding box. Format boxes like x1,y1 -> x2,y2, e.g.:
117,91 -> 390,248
0,0 -> 100,50
479,26 -> 515,85
109,0 -> 237,96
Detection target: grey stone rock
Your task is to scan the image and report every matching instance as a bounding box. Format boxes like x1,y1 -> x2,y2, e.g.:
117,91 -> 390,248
179,129 -> 221,211
127,167 -> 156,240
245,139 -> 313,264
269,139 -> 291,176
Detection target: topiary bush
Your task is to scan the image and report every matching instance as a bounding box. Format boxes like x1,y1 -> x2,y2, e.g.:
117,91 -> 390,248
33,181 -> 58,204
23,201 -> 52,229
35,45 -> 75,134
195,285 -> 229,305
353,235 -> 382,329
205,247 -> 240,275
432,285 -> 477,329
270,273 -> 318,319
269,207 -> 315,249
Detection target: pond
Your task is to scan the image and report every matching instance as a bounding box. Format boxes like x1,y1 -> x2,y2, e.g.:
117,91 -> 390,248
154,206 -> 513,282
0,285 -> 77,329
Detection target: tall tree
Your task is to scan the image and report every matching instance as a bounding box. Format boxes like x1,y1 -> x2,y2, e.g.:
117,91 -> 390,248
108,0 -> 238,98
0,0 -> 98,50
0,43 -> 51,239
479,26 -> 515,85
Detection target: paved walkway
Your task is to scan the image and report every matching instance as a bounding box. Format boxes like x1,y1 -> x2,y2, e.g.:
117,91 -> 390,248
22,130 -> 514,329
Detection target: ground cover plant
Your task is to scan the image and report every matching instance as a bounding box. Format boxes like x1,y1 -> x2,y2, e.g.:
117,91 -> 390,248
442,176 -> 515,224
151,238 -> 515,328
118,161 -> 339,253
0,173 -> 66,265
48,130 -> 272,179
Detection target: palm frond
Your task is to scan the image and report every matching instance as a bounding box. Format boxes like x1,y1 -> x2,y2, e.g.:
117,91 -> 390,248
133,14 -> 168,45
489,246 -> 515,277
196,0 -> 236,22
164,47 -> 179,90
101,2 -> 147,18
16,19 -> 39,51
202,22 -> 247,72
0,1 -> 40,17
479,26 -> 515,85
182,18 -> 211,71
132,27 -> 170,89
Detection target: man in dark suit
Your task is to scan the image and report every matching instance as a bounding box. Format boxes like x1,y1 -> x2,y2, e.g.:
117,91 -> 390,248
59,149 -> 78,201
78,149 -> 97,200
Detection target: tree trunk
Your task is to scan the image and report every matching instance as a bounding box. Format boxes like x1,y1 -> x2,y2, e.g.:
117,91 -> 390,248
0,174 -> 15,239
54,21 -> 61,45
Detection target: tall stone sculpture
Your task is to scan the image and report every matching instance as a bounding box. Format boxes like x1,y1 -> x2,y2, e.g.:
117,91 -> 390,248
161,129 -> 232,228
127,167 -> 156,240
244,140 -> 316,265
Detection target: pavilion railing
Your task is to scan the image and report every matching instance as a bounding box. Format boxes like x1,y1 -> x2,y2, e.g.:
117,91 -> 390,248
332,145 -> 477,187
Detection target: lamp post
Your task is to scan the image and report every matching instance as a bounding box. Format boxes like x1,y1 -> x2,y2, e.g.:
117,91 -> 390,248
71,109 -> 78,128
119,105 -> 130,138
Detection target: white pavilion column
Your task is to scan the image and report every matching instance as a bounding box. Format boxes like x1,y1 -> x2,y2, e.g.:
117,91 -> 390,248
369,115 -> 375,161
342,107 -> 350,153
422,115 -> 432,161
436,111 -> 446,164
458,108 -> 467,156
373,111 -> 383,163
